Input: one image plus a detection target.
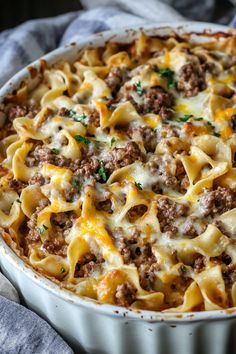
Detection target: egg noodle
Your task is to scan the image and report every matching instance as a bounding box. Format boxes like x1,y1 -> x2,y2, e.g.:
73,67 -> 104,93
0,31 -> 236,311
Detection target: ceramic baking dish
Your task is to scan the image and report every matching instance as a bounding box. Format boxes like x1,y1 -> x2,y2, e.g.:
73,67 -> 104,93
1,22 -> 236,354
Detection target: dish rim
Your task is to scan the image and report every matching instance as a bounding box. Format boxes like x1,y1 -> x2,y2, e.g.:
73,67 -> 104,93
1,20 -> 236,322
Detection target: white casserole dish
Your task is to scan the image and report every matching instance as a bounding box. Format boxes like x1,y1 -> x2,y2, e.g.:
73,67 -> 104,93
1,22 -> 236,354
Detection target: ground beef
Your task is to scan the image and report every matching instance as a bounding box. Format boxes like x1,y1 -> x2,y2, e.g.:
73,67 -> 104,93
112,227 -> 157,272
8,105 -> 28,120
180,175 -> 190,192
213,219 -> 230,236
158,124 -> 180,139
139,263 -> 160,291
134,243 -> 157,268
42,212 -> 76,256
231,114 -> 236,131
8,179 -> 26,194
63,184 -> 80,203
27,208 -> 74,257
7,103 -> 40,121
73,157 -> 100,178
95,199 -> 113,213
127,126 -> 157,152
123,85 -> 174,120
105,67 -> 129,96
51,212 -> 74,230
42,238 -> 67,257
89,109 -> 100,127
192,255 -> 206,273
177,63 -> 207,97
223,263 -> 236,286
112,227 -> 134,264
220,253 -> 232,265
148,156 -> 189,193
105,141 -> 142,173
156,196 -> 189,236
57,107 -> 69,116
127,205 -> 148,222
27,199 -> 49,243
75,252 -> 103,278
28,173 -> 47,186
167,277 -> 193,308
0,103 -> 40,140
183,216 -> 206,237
115,281 -> 137,307
26,145 -> 72,168
70,144 -> 100,179
198,186 -> 236,217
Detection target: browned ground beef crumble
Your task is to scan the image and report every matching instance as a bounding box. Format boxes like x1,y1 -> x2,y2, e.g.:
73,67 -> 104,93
177,63 -> 207,97
199,186 -> 236,217
123,85 -> 174,120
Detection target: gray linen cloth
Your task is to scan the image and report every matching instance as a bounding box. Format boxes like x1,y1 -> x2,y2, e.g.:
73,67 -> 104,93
0,0 -> 235,353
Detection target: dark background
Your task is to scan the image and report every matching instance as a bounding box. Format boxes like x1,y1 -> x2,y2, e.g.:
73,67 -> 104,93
0,0 -> 82,31
0,0 -> 235,32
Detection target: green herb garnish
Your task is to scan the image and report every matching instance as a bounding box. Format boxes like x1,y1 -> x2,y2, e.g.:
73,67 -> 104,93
176,115 -> 204,123
71,179 -> 80,189
207,121 -> 220,136
60,267 -> 66,274
158,68 -> 176,88
111,137 -> 116,146
74,113 -> 88,125
179,265 -> 187,274
68,110 -> 88,126
74,135 -> 90,145
16,199 -> 22,204
98,161 -> 108,182
213,132 -> 220,137
176,114 -> 193,122
51,148 -> 60,155
135,182 -> 143,190
68,109 -> 76,118
135,81 -> 143,96
207,121 -> 214,128
37,224 -> 48,235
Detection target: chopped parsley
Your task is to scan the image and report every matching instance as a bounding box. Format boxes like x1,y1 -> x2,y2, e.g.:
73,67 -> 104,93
179,265 -> 187,274
68,109 -> 76,118
176,115 -> 204,123
16,199 -> 22,204
207,121 -> 215,128
68,110 -> 88,126
176,114 -> 193,122
51,148 -> 60,155
111,137 -> 116,146
71,179 -> 80,189
74,135 -> 90,145
207,121 -> 220,136
74,113 -> 88,125
60,267 -> 66,274
98,161 -> 108,182
213,132 -> 220,137
37,224 -> 48,235
135,182 -> 143,190
135,81 -> 144,96
158,68 -> 176,88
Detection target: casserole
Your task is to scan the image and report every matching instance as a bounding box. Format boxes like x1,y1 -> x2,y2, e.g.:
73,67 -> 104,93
1,21 -> 236,354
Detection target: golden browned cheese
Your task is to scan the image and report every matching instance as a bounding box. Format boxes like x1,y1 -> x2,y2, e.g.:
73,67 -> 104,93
1,31 -> 236,312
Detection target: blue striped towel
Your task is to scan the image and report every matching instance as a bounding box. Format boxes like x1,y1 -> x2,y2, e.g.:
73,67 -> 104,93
0,1 -> 235,353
